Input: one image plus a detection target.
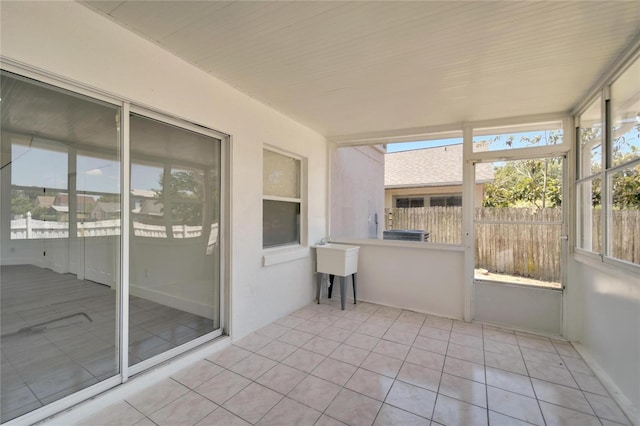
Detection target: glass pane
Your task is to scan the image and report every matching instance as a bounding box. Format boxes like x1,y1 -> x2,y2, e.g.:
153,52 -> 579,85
77,154 -> 121,238
579,96 -> 602,178
611,58 -> 640,167
129,114 -> 221,366
263,149 -> 300,198
576,178 -> 602,253
608,165 -> 639,264
385,139 -> 465,244
473,122 -> 563,152
1,71 -> 121,422
475,157 -> 563,288
263,200 -> 300,247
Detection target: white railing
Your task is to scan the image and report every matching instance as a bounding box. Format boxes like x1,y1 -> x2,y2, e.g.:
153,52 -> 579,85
10,214 -> 204,239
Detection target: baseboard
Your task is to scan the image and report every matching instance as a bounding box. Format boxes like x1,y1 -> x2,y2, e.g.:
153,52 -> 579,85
130,284 -> 214,319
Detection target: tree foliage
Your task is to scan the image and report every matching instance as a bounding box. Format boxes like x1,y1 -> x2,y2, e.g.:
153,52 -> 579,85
155,171 -> 204,225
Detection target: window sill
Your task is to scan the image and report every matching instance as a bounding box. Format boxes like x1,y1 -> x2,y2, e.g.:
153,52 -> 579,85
262,245 -> 310,267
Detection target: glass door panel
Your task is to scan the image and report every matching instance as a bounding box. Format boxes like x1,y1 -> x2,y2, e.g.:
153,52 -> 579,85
1,71 -> 121,422
128,114 -> 221,366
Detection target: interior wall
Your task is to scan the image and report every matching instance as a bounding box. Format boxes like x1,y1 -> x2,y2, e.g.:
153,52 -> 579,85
354,244 -> 464,319
569,257 -> 640,422
0,1 -> 327,340
330,145 -> 385,239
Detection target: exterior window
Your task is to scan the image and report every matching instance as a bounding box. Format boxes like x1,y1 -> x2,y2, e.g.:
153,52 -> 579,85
263,149 -> 302,248
396,197 -> 424,208
430,195 -> 462,207
607,58 -> 639,265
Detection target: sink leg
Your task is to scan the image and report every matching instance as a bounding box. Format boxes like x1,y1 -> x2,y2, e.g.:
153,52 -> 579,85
340,276 -> 346,310
316,272 -> 322,304
352,273 -> 357,304
328,275 -> 334,299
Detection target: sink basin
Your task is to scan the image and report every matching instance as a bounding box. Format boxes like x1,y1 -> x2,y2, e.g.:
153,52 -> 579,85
314,243 -> 360,276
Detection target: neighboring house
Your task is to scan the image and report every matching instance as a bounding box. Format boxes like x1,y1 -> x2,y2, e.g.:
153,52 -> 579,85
131,188 -> 164,224
385,144 -> 494,209
48,193 -> 97,221
34,195 -> 55,209
91,202 -> 121,220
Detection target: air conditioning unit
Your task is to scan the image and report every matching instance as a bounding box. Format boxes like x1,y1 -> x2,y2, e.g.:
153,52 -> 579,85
383,230 -> 430,242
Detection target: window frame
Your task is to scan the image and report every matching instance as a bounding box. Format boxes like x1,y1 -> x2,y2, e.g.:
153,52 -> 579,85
262,146 -> 307,250
574,52 -> 640,272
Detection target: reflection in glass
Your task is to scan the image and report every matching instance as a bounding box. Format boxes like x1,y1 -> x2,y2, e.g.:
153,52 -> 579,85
579,96 -> 602,178
128,114 -> 221,366
473,122 -> 563,152
1,71 -> 120,422
263,200 -> 301,247
611,57 -> 640,167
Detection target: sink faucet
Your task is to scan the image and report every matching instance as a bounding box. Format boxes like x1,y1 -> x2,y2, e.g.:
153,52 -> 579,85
319,237 -> 328,245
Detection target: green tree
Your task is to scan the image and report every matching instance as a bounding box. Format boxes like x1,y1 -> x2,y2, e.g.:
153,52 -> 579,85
155,171 -> 203,225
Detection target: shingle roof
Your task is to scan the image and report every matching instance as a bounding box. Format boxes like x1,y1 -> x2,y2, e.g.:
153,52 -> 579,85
385,144 -> 494,188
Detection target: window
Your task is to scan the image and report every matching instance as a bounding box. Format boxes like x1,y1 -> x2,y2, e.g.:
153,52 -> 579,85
396,197 -> 424,208
263,148 -> 302,248
430,195 -> 462,207
576,56 -> 640,267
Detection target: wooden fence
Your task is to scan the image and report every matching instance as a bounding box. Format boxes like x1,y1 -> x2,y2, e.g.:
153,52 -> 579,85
386,207 -> 640,282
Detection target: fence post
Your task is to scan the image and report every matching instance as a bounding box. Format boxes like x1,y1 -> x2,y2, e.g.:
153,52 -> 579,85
26,212 -> 32,239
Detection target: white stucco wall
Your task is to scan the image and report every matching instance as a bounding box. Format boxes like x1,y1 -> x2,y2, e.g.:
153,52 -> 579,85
330,145 -> 385,239
0,1 -> 327,339
567,257 -> 640,423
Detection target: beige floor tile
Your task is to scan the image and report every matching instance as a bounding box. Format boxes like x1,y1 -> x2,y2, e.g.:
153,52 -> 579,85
484,351 -> 528,376
551,341 -> 580,358
278,329 -> 314,347
562,356 -> 594,376
521,347 -> 564,366
487,386 -> 544,425
444,356 -> 485,384
406,347 -> 445,371
412,335 -> 448,355
432,394 -> 488,426
318,326 -> 353,343
397,310 -> 426,325
360,352 -> 403,378
488,410 -> 531,426
367,316 -> 395,328
206,345 -> 251,368
525,360 -> 578,389
418,325 -> 451,342
234,333 -> 273,352
325,388 -> 382,426
531,378 -> 594,415
79,401 -> 145,426
572,371 -> 609,396
345,368 -> 393,401
282,348 -> 326,373
334,318 -> 365,332
223,383 -> 282,424
274,315 -> 306,329
295,319 -> 330,336
373,403 -> 429,425
132,417 -> 156,426
257,397 -> 321,426
329,343 -> 369,366
484,340 -> 521,358
126,378 -> 189,416
485,367 -> 534,398
372,339 -> 410,360
171,359 -> 223,389
397,361 -> 441,392
515,334 -> 555,353
446,342 -> 484,364
256,323 -> 290,339
256,363 -> 307,394
451,321 -> 483,337
356,322 -> 389,338
483,328 -> 517,345
195,407 -> 251,425
345,332 -> 380,351
374,306 -> 403,320
302,336 -> 341,356
584,392 -> 631,425
385,381 -> 436,419
149,391 -> 217,426
315,414 -> 347,425
449,332 -> 483,349
195,369 -> 251,405
288,375 -> 341,412
389,321 -> 421,335
229,353 -> 278,380
539,401 -> 601,426
256,340 -> 298,362
382,329 -> 417,346
439,373 -> 487,408
424,316 -> 453,331
311,357 -> 357,386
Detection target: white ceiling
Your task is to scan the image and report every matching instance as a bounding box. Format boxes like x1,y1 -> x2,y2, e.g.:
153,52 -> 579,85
82,1 -> 640,138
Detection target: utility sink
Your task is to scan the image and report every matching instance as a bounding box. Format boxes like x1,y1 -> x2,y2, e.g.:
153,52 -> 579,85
314,243 -> 360,276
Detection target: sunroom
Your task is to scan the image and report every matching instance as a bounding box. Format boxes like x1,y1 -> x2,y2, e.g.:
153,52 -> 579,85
0,1 -> 638,425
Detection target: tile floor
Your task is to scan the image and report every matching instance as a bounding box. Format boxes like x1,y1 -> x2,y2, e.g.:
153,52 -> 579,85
78,299 -> 631,426
1,265 -> 214,423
